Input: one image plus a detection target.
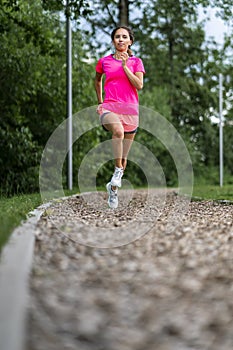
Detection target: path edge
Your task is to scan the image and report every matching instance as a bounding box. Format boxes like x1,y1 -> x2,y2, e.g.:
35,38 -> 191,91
0,201 -> 54,350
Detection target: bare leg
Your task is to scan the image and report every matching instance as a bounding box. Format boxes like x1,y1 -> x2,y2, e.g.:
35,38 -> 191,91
102,114 -> 136,189
102,113 -> 124,169
102,113 -> 124,190
122,133 -> 136,170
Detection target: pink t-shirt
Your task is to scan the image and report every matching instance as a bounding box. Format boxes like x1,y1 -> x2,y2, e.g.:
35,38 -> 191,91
96,54 -> 145,115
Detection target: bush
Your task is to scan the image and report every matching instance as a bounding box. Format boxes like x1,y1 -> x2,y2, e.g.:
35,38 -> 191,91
0,126 -> 41,195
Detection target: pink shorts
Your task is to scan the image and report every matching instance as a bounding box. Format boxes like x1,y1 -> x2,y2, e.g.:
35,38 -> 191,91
100,108 -> 139,134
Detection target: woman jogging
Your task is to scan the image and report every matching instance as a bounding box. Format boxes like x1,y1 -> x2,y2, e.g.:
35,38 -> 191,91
95,26 -> 145,209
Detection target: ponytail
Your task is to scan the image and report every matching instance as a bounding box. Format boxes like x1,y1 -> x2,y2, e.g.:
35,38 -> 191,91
127,46 -> 133,57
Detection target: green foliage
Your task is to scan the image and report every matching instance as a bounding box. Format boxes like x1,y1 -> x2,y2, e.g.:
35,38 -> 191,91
1,0 -> 233,197
77,1 -> 233,187
136,130 -> 178,187
0,0 -> 66,195
139,86 -> 172,120
0,126 -> 41,195
132,0 -> 232,182
0,0 -> 97,195
42,0 -> 92,20
223,125 -> 233,174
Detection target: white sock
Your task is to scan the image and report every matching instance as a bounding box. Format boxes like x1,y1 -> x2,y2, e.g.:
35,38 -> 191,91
115,167 -> 123,171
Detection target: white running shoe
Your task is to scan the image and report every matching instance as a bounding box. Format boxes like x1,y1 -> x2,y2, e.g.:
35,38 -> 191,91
106,182 -> 118,209
110,167 -> 124,187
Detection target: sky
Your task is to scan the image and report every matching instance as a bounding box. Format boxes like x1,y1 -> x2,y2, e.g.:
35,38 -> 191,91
198,6 -> 230,44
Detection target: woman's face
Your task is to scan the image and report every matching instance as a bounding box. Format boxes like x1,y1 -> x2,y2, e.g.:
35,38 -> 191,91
113,28 -> 132,52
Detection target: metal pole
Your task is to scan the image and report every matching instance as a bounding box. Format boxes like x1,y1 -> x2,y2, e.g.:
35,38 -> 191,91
66,0 -> 73,190
219,73 -> 223,187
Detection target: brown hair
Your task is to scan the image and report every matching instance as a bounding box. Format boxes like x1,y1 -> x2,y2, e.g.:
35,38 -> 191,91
111,26 -> 134,57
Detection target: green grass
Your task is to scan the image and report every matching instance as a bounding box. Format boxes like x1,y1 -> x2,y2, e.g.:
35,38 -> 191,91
0,187 -> 80,250
0,193 -> 42,249
192,184 -> 233,201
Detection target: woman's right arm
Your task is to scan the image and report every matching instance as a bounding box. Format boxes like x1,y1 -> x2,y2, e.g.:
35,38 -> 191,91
94,72 -> 103,104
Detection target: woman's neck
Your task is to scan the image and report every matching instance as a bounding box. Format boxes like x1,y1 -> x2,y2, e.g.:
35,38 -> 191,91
114,50 -> 127,60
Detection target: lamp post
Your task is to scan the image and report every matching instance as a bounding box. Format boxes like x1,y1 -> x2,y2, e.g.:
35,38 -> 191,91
66,0 -> 73,190
219,73 -> 223,187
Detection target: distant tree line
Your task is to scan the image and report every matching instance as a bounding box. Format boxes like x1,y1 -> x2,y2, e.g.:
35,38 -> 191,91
0,0 -> 232,195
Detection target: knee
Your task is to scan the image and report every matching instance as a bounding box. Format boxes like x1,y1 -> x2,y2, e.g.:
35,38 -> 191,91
112,127 -> 124,139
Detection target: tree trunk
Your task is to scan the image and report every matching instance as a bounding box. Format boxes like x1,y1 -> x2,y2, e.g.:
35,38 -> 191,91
118,0 -> 129,26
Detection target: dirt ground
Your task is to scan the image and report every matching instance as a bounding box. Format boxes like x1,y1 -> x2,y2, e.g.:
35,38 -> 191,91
26,189 -> 233,350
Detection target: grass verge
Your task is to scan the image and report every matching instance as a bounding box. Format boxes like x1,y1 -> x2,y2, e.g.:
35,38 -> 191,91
0,188 -> 79,251
0,193 -> 42,250
192,184 -> 233,201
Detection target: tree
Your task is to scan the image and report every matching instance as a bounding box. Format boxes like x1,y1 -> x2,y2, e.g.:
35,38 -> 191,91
78,0 -> 233,182
0,0 -> 97,194
119,0 -> 129,25
2,0 -> 231,194
42,0 -> 92,20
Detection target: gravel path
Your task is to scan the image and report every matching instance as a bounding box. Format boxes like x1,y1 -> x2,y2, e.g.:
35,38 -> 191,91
26,189 -> 233,350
